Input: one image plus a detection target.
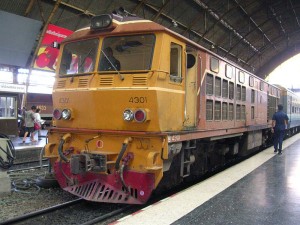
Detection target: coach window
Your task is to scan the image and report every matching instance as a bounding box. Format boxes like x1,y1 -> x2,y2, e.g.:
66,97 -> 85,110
215,77 -> 221,97
206,100 -> 213,120
239,71 -> 245,83
229,82 -> 234,99
0,96 -> 16,119
206,73 -> 214,95
210,57 -> 219,73
170,43 -> 182,82
222,79 -> 228,98
215,101 -> 221,120
225,64 -> 233,78
249,76 -> 254,87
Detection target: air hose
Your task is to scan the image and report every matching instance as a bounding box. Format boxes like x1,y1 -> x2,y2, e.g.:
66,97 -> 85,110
0,133 -> 15,169
58,133 -> 71,162
115,137 -> 132,171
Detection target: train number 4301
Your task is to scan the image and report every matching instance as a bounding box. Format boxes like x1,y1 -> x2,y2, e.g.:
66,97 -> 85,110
129,97 -> 148,103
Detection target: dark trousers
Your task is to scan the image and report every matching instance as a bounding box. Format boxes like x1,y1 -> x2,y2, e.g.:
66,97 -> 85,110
273,130 -> 285,151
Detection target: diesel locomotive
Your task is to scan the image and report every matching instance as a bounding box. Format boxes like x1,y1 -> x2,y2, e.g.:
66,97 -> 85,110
44,12 -> 300,204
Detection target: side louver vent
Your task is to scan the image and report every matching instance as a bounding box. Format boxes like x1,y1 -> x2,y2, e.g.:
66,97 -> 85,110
78,78 -> 89,88
133,76 -> 147,85
99,77 -> 113,86
56,80 -> 66,89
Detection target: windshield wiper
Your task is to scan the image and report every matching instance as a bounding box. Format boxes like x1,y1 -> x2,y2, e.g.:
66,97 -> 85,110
101,50 -> 124,81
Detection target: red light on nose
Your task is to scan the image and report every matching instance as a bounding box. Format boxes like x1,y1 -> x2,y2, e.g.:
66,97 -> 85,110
134,109 -> 146,122
53,109 -> 62,120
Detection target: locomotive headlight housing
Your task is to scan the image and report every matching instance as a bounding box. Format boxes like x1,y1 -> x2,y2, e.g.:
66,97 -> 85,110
53,109 -> 62,120
123,109 -> 134,121
61,108 -> 72,120
91,14 -> 112,30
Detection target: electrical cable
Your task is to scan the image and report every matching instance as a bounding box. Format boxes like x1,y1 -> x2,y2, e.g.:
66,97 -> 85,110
0,133 -> 16,169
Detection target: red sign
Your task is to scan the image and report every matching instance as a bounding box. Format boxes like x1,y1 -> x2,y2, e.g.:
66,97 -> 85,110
34,24 -> 73,71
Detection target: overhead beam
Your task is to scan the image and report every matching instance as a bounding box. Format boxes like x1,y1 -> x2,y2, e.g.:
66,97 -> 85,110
131,0 -> 252,68
192,0 -> 259,54
152,0 -> 171,22
24,0 -> 36,17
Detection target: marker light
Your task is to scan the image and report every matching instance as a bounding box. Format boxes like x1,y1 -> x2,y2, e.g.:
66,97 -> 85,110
53,109 -> 62,120
134,109 -> 147,122
123,109 -> 134,121
61,109 -> 72,120
91,14 -> 112,30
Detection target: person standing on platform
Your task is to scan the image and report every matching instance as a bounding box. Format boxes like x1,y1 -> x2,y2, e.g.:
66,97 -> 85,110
271,104 -> 289,155
22,105 -> 37,143
33,108 -> 44,140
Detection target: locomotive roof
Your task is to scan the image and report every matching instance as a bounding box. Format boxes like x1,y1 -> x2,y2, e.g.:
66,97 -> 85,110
62,14 -> 279,89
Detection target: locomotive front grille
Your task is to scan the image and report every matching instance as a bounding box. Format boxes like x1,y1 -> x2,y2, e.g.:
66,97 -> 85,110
99,77 -> 113,85
56,80 -> 66,89
133,75 -> 147,85
78,78 -> 89,87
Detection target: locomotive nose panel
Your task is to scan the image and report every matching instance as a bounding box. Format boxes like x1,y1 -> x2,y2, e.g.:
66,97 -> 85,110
54,162 -> 155,204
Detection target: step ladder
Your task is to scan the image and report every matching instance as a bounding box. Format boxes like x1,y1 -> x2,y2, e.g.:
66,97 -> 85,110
180,140 -> 196,178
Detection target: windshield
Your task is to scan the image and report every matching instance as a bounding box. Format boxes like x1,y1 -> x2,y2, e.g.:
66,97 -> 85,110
59,39 -> 99,75
99,34 -> 155,72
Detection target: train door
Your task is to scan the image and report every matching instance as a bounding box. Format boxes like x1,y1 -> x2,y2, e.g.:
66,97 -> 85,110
184,47 -> 198,128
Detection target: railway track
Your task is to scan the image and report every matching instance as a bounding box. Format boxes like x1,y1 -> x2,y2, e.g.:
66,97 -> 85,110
0,198 -> 134,225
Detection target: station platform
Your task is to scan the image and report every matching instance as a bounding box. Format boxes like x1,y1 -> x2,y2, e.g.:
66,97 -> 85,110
10,130 -> 48,164
113,133 -> 300,225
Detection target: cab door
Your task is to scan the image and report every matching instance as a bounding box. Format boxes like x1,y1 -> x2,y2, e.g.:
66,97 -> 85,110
184,47 -> 198,128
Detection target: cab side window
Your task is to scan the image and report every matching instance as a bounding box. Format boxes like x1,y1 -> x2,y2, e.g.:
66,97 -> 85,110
170,43 -> 182,82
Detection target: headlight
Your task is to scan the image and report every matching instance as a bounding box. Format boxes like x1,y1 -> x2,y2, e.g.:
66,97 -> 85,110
53,109 -> 62,120
123,109 -> 134,121
61,109 -> 72,120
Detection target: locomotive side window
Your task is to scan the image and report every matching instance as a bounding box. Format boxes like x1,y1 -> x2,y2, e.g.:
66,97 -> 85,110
242,86 -> 246,101
229,103 -> 234,120
210,57 -> 219,73
206,74 -> 214,95
206,100 -> 213,120
99,34 -> 156,72
251,90 -> 255,103
241,105 -> 246,120
225,64 -> 233,78
229,82 -> 234,99
236,104 -> 241,120
215,101 -> 221,120
59,38 -> 99,75
222,102 -> 228,120
215,77 -> 221,97
260,81 -> 264,91
249,76 -> 254,87
236,84 -> 241,100
170,43 -> 182,82
239,71 -> 245,83
222,80 -> 228,98
251,106 -> 255,119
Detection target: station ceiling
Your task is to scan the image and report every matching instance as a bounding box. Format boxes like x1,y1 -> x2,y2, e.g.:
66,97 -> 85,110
1,0 -> 300,79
